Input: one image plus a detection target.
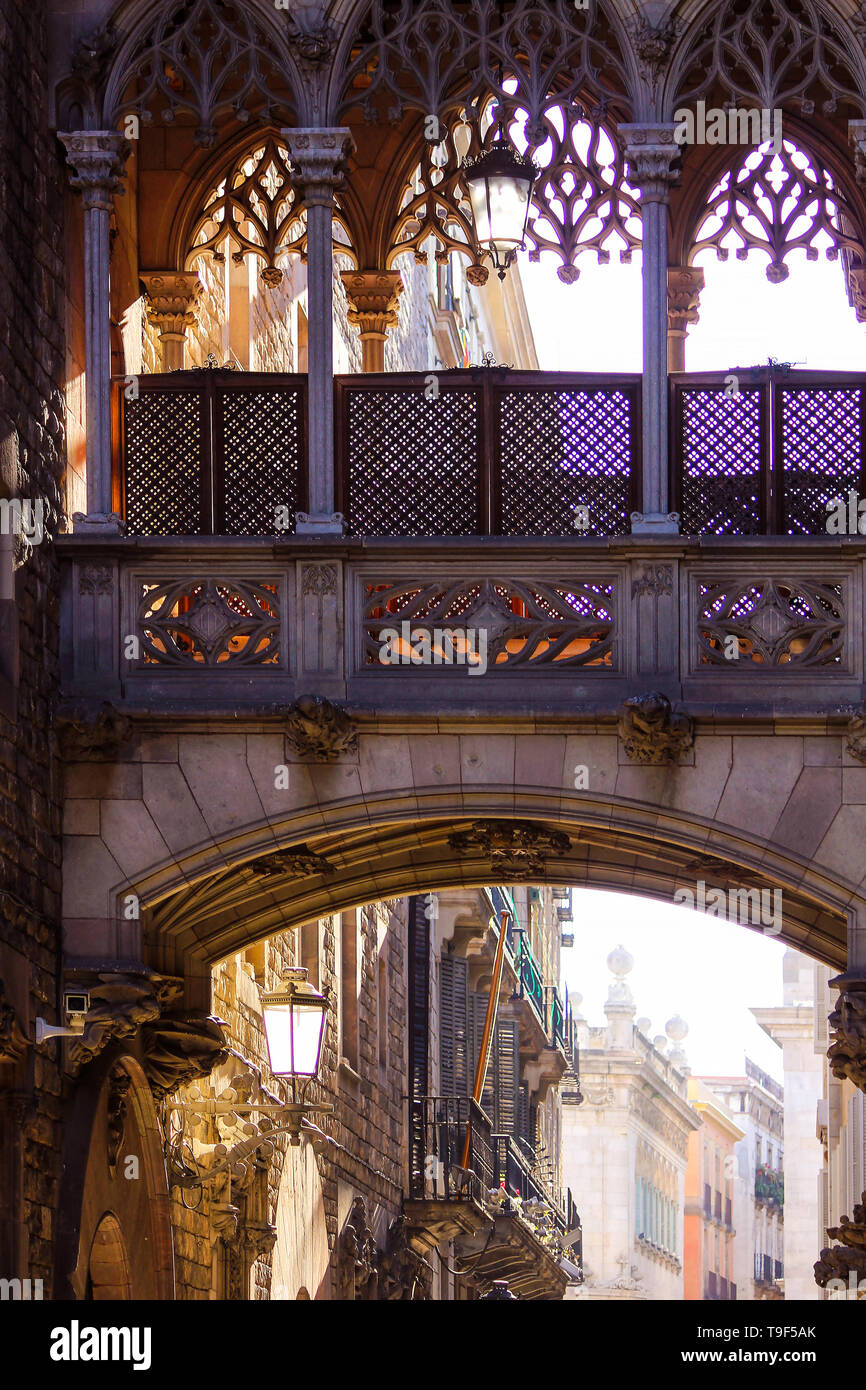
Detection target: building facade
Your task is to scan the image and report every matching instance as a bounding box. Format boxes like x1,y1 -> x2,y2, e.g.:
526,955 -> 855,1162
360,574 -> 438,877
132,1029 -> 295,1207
562,947 -> 699,1300
683,1078 -> 743,1301
6,0 -> 866,1307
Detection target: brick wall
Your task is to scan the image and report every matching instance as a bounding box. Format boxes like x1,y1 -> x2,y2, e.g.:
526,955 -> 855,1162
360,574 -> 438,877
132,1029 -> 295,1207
0,0 -> 65,1292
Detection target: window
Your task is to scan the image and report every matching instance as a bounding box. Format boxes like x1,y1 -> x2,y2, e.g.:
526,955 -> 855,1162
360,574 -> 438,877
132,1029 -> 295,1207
339,909 -> 360,1072
377,939 -> 388,1072
300,919 -> 319,988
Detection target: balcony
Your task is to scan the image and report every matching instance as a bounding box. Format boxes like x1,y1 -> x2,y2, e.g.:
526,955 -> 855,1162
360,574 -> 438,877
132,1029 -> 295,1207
755,1167 -> 784,1208
404,1096 -> 493,1252
114,367 -> 866,539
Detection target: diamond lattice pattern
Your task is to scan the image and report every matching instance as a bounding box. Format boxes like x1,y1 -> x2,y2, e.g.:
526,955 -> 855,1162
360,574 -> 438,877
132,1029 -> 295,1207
780,387 -> 861,535
499,388 -> 634,536
347,387 -> 481,535
124,389 -> 204,535
678,387 -> 763,535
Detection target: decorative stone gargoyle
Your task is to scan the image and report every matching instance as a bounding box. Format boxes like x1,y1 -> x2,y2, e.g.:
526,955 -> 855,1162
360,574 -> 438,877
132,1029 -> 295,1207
617,691 -> 694,765
55,701 -> 134,761
285,695 -> 358,762
65,966 -> 184,1073
241,846 -> 335,881
379,1216 -> 432,1301
814,1191 -> 866,1289
0,980 -> 28,1067
448,820 -> 571,879
140,1010 -> 230,1098
827,973 -> 866,1091
338,1196 -> 379,1301
845,703 -> 866,765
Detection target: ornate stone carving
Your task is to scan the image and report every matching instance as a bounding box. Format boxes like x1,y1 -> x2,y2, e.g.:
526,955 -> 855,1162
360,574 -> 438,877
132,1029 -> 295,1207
618,693 -> 694,765
55,702 -> 134,761
379,1216 -> 432,1300
105,0 -> 296,146
827,974 -> 866,1091
815,1191 -> 866,1289
241,847 -> 335,881
301,564 -> 337,597
285,695 -> 358,761
65,967 -> 184,1073
281,129 -> 355,208
448,820 -> 571,878
620,124 -> 680,204
339,1196 -> 379,1300
696,578 -> 844,668
363,577 -> 616,669
106,1064 -> 132,1171
137,578 -> 281,668
845,705 -> 866,765
0,981 -> 28,1066
631,566 -> 673,598
285,15 -> 338,67
78,564 -> 113,595
629,1091 -> 690,1158
630,16 -> 681,84
140,1011 -> 230,1099
57,131 -> 129,212
140,272 -> 203,352
667,267 -> 704,340
340,270 -> 404,364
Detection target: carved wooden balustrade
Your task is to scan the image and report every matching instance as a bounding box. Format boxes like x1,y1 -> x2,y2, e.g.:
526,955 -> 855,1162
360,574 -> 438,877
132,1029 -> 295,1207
59,534 -> 866,717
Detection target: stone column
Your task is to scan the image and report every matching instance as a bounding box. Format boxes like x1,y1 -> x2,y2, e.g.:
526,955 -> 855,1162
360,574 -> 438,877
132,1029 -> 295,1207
282,128 -> 355,534
667,265 -> 704,372
340,269 -> 404,372
58,132 -> 130,534
140,271 -> 204,371
620,124 -> 680,535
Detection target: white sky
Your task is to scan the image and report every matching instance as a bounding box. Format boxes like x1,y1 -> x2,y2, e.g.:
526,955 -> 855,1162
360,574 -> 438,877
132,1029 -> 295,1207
560,889 -> 787,1083
515,239 -> 858,1084
520,244 -> 866,373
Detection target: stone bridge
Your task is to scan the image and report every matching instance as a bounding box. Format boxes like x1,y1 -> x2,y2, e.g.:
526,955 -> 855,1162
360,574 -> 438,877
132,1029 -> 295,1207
59,533 -> 866,1020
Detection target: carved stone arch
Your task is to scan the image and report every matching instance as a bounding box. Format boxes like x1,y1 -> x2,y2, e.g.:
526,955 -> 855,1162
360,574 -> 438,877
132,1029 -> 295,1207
663,0 -> 866,124
99,0 -> 303,145
330,0 -> 641,281
667,116 -> 866,300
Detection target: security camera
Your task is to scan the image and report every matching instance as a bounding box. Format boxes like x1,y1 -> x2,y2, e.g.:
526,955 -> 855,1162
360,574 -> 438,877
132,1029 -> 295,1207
35,990 -> 91,1045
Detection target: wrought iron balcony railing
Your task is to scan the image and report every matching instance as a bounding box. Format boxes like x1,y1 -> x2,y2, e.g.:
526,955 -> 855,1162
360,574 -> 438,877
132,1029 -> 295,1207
493,1133 -> 569,1238
407,1095 -> 493,1207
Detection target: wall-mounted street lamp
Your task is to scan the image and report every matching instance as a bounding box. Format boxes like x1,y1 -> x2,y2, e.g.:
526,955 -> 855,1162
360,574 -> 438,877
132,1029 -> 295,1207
462,137 -> 537,281
167,969 -> 333,1178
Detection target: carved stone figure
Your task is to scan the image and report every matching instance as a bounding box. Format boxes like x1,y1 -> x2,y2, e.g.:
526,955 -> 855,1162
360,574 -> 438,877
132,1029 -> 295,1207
448,820 -> 571,878
66,967 -> 183,1072
815,1191 -> 866,1288
827,974 -> 866,1092
617,692 -> 694,765
243,847 -> 335,881
140,1011 -> 230,1098
55,702 -> 134,761
0,981 -> 28,1066
285,695 -> 358,761
338,1197 -> 378,1300
379,1217 -> 432,1300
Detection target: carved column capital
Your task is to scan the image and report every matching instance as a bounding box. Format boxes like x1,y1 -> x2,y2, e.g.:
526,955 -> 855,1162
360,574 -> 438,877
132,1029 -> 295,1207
667,265 -> 705,339
340,270 -> 404,370
141,271 -> 203,339
280,127 -> 355,206
58,130 -> 130,211
619,123 -> 680,204
340,269 -> 404,338
849,121 -> 866,187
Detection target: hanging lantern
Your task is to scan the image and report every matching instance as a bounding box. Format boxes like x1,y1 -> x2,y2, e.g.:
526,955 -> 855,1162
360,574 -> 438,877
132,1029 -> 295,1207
462,138 -> 537,280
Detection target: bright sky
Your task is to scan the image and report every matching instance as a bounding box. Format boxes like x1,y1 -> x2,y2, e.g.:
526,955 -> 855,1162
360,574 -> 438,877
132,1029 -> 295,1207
520,245 -> 866,373
515,233 -> 856,1086
560,889 -> 787,1083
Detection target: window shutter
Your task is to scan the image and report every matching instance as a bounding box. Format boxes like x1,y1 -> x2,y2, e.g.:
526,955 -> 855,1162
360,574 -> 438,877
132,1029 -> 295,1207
495,1019 -> 521,1136
439,954 -> 469,1096
407,896 -> 429,1100
518,1082 -> 530,1141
